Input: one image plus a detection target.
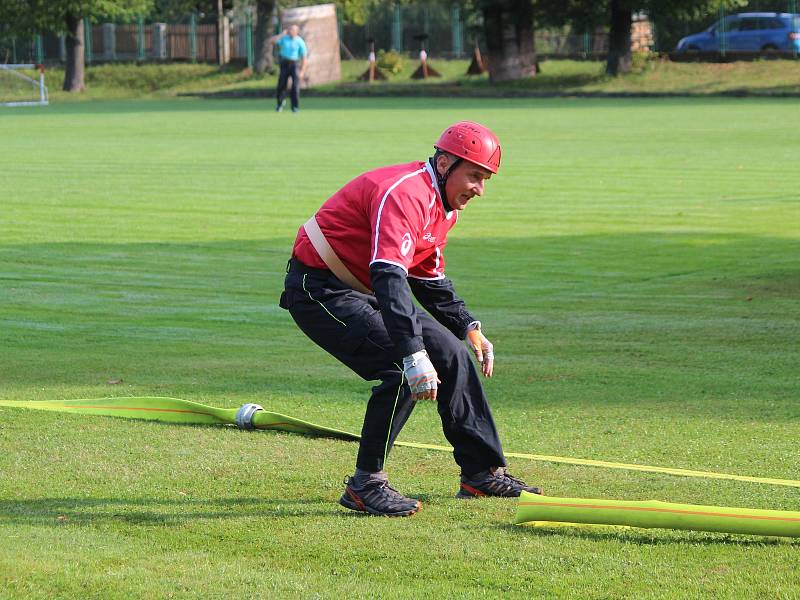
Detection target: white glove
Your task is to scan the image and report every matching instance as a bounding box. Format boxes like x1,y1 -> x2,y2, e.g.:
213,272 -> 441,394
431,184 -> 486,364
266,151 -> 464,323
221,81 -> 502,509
402,350 -> 438,402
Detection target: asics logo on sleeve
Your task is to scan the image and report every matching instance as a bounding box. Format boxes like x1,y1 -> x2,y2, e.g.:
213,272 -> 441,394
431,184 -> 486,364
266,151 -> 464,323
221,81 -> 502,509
400,232 -> 413,256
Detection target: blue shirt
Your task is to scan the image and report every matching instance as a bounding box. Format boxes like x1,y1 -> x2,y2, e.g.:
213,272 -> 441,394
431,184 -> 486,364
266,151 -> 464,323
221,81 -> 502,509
277,35 -> 307,61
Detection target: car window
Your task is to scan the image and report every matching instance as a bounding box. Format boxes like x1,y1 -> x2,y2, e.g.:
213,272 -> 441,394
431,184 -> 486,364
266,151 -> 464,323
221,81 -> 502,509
794,16 -> 800,30
739,18 -> 760,31
721,17 -> 741,32
762,18 -> 784,30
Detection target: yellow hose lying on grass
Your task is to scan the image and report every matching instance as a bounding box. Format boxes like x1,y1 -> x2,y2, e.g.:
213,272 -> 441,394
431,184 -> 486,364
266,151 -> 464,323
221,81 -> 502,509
515,491 -> 800,538
1,397 -> 798,490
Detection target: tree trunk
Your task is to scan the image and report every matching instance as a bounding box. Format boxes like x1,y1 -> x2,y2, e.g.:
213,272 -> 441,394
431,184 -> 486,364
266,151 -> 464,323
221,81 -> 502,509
606,0 -> 632,76
217,0 -> 225,65
63,13 -> 85,92
254,0 -> 277,74
481,0 -> 536,83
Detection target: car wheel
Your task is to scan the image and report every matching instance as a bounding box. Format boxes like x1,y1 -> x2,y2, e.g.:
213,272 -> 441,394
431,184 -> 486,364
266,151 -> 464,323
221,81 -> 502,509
684,45 -> 702,61
761,44 -> 779,58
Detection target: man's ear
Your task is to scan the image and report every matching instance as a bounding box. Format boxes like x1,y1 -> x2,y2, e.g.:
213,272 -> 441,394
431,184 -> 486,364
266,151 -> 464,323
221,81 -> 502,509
435,154 -> 450,176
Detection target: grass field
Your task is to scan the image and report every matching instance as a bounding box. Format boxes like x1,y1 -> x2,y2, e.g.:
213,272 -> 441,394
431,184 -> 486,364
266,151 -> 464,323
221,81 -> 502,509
1,96 -> 799,598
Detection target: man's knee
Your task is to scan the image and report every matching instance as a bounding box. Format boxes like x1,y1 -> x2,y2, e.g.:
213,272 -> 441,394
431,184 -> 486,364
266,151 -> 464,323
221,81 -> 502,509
371,369 -> 404,395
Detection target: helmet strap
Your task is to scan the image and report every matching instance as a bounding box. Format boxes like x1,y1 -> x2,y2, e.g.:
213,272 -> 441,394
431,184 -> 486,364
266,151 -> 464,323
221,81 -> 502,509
431,151 -> 462,212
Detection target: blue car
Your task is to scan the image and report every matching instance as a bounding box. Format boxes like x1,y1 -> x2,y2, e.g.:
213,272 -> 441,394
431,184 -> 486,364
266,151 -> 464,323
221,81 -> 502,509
676,12 -> 800,53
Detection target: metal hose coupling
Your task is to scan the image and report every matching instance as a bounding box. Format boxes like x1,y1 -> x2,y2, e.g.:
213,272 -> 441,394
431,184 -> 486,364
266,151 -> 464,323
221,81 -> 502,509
235,403 -> 264,430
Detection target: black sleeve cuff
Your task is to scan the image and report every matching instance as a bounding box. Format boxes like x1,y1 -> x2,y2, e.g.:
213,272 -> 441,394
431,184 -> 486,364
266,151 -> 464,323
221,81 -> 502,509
394,336 -> 425,358
370,262 -> 425,360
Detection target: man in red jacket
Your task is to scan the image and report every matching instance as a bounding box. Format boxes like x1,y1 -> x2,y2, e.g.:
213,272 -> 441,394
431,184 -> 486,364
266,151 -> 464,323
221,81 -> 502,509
280,121 -> 543,517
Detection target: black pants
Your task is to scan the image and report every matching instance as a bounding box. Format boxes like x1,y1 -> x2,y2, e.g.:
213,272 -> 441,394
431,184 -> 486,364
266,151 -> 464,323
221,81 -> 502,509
279,258 -> 506,475
276,59 -> 300,109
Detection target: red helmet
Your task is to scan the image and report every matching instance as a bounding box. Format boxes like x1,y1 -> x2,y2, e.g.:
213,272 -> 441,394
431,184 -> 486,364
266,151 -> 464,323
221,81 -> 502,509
434,121 -> 501,174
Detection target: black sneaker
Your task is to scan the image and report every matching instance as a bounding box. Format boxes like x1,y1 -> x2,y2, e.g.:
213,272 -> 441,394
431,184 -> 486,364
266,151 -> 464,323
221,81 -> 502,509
456,467 -> 543,499
339,472 -> 422,517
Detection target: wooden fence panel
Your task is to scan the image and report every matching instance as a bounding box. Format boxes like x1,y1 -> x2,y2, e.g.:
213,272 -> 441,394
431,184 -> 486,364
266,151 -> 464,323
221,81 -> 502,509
168,24 -> 191,59
169,24 -> 217,61
197,25 -> 217,61
91,25 -> 105,55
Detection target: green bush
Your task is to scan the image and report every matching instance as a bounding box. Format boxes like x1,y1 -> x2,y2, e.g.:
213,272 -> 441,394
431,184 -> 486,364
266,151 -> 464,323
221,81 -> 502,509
377,50 -> 404,75
631,51 -> 657,73
84,63 -> 221,92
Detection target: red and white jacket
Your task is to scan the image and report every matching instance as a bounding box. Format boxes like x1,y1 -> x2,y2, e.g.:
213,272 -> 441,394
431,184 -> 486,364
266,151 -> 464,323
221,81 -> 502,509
293,161 -> 458,288
292,160 -> 476,357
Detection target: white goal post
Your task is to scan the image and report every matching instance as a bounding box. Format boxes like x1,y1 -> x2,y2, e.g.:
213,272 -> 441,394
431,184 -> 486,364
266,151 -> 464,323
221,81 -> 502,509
0,64 -> 49,107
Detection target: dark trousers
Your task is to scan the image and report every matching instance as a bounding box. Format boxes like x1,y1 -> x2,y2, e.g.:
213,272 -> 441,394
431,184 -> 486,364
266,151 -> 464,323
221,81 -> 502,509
276,59 -> 300,109
279,259 -> 507,475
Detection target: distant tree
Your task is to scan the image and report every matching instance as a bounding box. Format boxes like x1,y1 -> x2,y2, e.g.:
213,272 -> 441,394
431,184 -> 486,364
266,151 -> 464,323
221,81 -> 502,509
534,0 -> 607,33
151,0 -> 232,19
479,0 -> 537,82
282,0 -> 380,25
0,0 -> 153,91
333,0 -> 381,25
254,0 -> 277,74
151,0 -> 203,19
604,0 -> 635,75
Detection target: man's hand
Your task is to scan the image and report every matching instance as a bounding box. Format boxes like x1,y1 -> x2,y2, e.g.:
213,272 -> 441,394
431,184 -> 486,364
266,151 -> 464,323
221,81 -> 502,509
402,350 -> 439,402
467,323 -> 494,377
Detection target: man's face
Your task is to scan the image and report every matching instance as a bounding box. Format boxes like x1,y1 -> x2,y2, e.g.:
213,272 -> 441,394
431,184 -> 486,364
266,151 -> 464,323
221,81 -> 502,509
441,158 -> 493,211
289,25 -> 299,38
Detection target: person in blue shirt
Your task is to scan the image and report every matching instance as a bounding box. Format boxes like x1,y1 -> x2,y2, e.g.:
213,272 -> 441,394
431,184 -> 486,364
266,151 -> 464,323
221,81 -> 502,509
270,25 -> 308,113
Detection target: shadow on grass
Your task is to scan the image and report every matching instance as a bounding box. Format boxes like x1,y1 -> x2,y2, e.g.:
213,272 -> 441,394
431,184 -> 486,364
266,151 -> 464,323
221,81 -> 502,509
0,496 -> 336,526
185,75 -> 800,100
499,522 -> 799,547
460,69 -> 608,91
0,233 -> 798,417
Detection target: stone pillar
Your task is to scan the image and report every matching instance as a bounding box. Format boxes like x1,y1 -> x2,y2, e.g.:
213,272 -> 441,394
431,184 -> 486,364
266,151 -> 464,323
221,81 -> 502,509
236,21 -> 247,60
280,4 -> 341,88
102,23 -> 116,61
152,23 -> 167,60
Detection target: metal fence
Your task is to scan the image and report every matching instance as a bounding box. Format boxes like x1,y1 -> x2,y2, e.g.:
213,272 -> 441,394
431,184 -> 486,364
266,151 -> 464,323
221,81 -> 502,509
1,8 -> 612,66
2,1 -> 798,66
0,15 -> 254,66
